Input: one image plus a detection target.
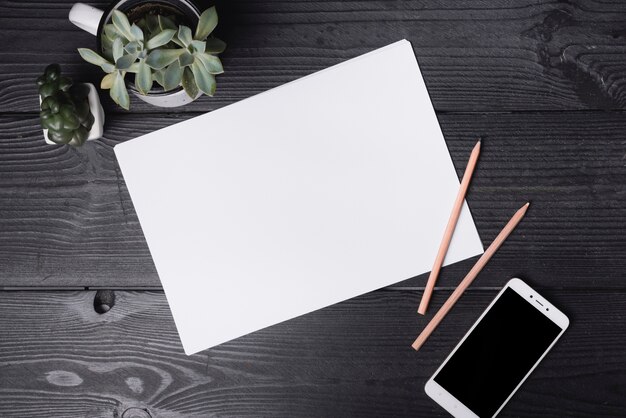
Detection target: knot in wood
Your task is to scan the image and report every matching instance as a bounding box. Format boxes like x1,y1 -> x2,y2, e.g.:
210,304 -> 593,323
121,407 -> 152,418
93,289 -> 116,314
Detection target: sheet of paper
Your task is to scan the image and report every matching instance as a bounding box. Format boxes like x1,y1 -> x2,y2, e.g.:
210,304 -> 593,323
115,40 -> 484,355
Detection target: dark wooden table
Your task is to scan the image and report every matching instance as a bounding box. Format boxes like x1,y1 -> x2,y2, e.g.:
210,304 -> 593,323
1,1 -> 625,416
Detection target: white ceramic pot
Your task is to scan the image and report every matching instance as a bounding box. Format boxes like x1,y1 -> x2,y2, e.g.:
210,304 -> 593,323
41,83 -> 105,145
69,1 -> 202,108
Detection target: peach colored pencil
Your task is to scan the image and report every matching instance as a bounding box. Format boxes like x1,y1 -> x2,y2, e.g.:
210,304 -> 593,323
412,202 -> 530,351
418,140 -> 481,315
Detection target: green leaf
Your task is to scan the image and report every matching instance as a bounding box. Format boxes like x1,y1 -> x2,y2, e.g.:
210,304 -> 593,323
101,72 -> 115,89
196,53 -> 223,74
78,48 -> 109,67
181,66 -> 198,99
101,62 -> 116,73
153,69 -> 165,87
75,98 -> 91,121
127,62 -> 141,73
124,41 -> 141,55
40,114 -> 56,130
40,115 -> 52,129
135,59 -> 153,94
44,64 -> 61,80
146,49 -> 184,69
170,37 -> 184,47
130,23 -> 144,42
110,71 -> 130,110
177,25 -> 193,47
145,14 -> 159,33
104,23 -> 123,40
124,41 -> 143,54
146,28 -> 176,49
68,126 -> 89,146
190,40 -> 205,53
42,96 -> 59,113
112,37 -> 124,61
191,60 -> 216,96
158,15 -> 177,31
111,10 -> 134,41
178,51 -> 194,67
101,33 -> 114,59
49,129 -> 73,145
116,53 -> 139,70
195,6 -> 218,40
59,76 -> 73,91
44,114 -> 64,131
40,98 -> 50,112
49,97 -> 61,113
205,37 -> 226,54
163,60 -> 183,91
38,83 -> 56,99
135,17 -> 147,31
60,105 -> 80,130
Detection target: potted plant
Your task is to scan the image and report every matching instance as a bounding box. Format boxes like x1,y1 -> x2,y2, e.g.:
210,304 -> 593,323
37,64 -> 105,146
70,2 -> 225,109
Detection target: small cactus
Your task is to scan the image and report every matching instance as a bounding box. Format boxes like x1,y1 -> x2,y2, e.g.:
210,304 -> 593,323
37,64 -> 95,146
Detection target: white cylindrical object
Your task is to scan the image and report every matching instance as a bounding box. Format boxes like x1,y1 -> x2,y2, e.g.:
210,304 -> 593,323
132,88 -> 202,107
68,3 -> 104,36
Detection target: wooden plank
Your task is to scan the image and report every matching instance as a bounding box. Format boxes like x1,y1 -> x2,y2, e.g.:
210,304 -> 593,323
0,289 -> 623,417
1,110 -> 624,288
2,0 -> 626,113
0,116 -> 159,287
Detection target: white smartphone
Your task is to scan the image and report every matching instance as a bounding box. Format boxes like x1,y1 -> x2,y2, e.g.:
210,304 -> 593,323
425,278 -> 569,417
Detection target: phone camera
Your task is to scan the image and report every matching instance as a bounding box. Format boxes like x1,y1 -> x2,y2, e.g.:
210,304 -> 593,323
530,295 -> 533,298
546,308 -> 549,311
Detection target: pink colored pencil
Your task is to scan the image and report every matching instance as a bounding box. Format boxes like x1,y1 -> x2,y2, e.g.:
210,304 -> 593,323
411,202 -> 530,351
418,140 -> 481,315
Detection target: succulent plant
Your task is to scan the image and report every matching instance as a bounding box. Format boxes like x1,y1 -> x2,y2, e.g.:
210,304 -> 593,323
36,64 -> 95,146
78,7 -> 225,110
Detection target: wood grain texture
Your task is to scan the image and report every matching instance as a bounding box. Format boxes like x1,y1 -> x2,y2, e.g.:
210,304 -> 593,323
1,1 -> 625,415
0,289 -> 624,417
0,115 -> 158,287
2,0 -> 626,113
1,111 -> 624,288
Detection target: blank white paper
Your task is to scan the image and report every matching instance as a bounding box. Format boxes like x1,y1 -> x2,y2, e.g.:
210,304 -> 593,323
115,40 -> 484,355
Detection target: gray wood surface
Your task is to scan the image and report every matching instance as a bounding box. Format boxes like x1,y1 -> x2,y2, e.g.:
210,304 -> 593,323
1,0 -> 625,416
1,290 -> 624,417
1,112 -> 624,289
2,0 -> 626,113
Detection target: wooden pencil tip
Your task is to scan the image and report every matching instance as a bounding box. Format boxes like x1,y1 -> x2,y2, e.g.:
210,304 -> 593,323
518,202 -> 530,215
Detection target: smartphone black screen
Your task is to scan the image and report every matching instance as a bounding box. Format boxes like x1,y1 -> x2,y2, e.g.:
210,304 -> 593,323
433,288 -> 563,417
